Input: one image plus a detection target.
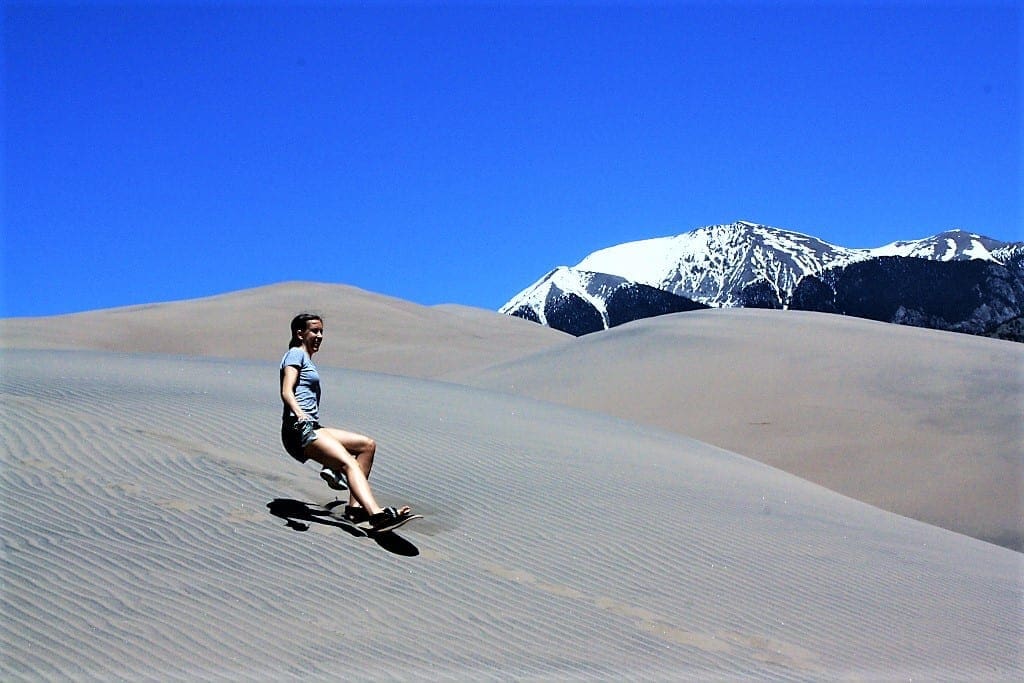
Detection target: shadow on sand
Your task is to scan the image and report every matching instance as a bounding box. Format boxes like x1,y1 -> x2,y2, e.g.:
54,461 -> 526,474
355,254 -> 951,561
266,498 -> 419,557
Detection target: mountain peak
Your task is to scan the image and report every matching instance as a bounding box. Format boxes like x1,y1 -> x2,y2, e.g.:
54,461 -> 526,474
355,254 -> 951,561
573,221 -> 859,307
871,230 -> 1010,262
502,222 -> 1023,335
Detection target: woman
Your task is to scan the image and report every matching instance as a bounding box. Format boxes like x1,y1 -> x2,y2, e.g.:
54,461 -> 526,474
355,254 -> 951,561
280,312 -> 413,532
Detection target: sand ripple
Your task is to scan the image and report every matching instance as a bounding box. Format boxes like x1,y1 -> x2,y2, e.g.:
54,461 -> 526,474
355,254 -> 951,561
2,350 -> 1021,679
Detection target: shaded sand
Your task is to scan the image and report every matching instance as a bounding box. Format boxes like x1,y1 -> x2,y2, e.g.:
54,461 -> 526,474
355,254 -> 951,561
452,309 -> 1024,551
2,350 -> 1022,679
0,282 -> 570,378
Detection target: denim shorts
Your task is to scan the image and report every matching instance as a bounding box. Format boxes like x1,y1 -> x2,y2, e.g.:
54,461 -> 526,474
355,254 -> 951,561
281,420 -> 320,463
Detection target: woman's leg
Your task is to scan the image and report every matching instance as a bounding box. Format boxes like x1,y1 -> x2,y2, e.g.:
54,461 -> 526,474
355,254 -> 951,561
303,430 -> 384,516
322,428 -> 375,479
322,428 -> 376,511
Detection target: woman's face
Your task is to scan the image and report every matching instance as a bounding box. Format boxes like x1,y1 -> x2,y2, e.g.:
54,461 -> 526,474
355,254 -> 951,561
296,319 -> 323,354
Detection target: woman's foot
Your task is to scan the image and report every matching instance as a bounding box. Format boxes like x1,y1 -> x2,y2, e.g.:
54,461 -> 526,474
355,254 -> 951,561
343,505 -> 369,524
368,506 -> 414,532
319,467 -> 348,491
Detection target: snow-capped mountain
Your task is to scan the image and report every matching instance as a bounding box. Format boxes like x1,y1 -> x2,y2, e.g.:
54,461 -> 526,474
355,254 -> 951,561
501,221 -> 1024,338
871,230 -> 1013,261
571,221 -> 865,307
502,267 -> 630,324
574,221 -> 1019,307
503,267 -> 705,336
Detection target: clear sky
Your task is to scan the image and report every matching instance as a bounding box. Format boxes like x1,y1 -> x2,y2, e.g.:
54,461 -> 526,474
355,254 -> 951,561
2,0 -> 1020,317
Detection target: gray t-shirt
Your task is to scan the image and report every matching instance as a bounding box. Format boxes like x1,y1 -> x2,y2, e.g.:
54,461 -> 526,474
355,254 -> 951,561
281,347 -> 321,423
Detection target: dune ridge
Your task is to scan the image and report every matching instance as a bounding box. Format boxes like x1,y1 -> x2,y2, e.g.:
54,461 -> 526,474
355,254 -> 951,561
0,282 -> 571,378
2,349 -> 1021,679
451,308 -> 1024,550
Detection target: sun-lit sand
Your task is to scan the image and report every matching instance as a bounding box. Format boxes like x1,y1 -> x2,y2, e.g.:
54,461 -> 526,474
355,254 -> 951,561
451,308 -> 1024,551
0,281 -> 571,378
1,284 -> 1021,679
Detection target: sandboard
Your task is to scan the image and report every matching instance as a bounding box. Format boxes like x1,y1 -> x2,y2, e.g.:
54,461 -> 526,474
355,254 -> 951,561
355,513 -> 423,534
323,500 -> 423,534
267,499 -> 421,535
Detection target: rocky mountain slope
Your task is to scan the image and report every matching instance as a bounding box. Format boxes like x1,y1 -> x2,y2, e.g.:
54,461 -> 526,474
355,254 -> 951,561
502,221 -> 1023,338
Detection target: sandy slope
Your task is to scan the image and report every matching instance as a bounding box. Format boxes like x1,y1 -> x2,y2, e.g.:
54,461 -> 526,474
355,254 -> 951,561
451,309 -> 1024,551
0,282 -> 570,378
4,285 -> 1021,552
2,350 -> 1021,679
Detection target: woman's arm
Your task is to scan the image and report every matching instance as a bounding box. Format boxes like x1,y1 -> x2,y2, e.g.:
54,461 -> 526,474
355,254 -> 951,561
280,365 -> 310,422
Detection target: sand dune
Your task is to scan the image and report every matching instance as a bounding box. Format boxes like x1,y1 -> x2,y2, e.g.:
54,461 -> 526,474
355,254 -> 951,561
4,287 -> 1021,551
4,286 -> 1019,548
452,309 -> 1024,551
2,349 -> 1021,679
0,282 -> 570,378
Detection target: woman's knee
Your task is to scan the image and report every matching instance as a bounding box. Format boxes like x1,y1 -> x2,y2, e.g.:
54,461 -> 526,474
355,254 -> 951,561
307,435 -> 356,469
324,451 -> 360,474
332,429 -> 375,458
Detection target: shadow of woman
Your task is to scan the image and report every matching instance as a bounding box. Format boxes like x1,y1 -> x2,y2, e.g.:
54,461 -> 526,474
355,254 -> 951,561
267,498 -> 419,557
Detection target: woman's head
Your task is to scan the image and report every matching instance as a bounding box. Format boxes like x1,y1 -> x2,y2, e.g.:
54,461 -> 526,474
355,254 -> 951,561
289,313 -> 323,348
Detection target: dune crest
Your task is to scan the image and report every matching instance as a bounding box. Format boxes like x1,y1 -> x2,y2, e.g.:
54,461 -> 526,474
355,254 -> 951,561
0,281 -> 570,378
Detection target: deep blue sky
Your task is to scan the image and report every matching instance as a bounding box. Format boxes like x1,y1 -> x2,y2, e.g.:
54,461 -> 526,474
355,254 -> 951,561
3,1 -> 1020,317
